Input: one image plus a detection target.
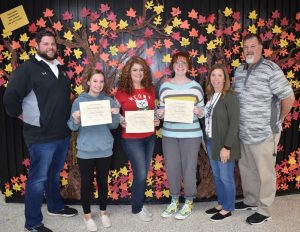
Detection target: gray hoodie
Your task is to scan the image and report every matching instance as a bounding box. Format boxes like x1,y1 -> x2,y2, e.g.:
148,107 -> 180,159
67,92 -> 119,159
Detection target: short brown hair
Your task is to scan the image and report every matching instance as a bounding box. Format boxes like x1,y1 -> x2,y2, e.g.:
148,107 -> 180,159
206,63 -> 231,100
243,34 -> 263,45
35,30 -> 56,44
118,56 -> 153,95
83,70 -> 108,93
170,51 -> 192,77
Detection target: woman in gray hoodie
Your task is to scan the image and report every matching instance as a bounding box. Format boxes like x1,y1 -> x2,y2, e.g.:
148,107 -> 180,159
67,70 -> 119,231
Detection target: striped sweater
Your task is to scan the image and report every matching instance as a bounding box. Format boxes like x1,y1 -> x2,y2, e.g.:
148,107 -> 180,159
159,80 -> 204,138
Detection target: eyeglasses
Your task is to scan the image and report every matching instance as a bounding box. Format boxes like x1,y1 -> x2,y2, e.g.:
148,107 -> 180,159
174,61 -> 188,66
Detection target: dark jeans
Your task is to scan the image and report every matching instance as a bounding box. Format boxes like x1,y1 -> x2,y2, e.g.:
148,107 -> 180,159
206,138 -> 235,211
25,136 -> 70,229
122,135 -> 155,214
77,156 -> 111,214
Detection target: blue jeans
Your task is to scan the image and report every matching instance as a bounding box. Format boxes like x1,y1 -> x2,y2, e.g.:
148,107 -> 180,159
122,135 -> 155,214
206,138 -> 235,211
25,136 -> 70,229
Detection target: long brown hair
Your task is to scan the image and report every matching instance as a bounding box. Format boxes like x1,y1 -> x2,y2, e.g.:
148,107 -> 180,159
206,64 -> 231,100
118,56 -> 153,95
82,69 -> 108,94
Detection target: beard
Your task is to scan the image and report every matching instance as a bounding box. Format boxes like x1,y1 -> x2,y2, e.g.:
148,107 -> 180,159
37,50 -> 58,61
245,54 -> 254,64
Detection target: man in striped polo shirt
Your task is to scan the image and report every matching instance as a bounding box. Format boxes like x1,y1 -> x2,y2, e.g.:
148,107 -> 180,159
233,34 -> 295,225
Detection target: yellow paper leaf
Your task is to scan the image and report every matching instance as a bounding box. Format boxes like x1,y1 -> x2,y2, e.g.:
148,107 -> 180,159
279,39 -> 288,48
206,41 -> 216,50
153,4 -> 164,14
214,37 -> 223,46
73,48 -> 83,59
206,24 -> 215,34
61,178 -> 68,186
286,70 -> 295,79
197,55 -> 207,64
272,25 -> 282,34
231,59 -> 241,67
295,38 -> 300,48
180,37 -> 190,47
94,191 -> 99,199
156,128 -> 162,138
162,189 -> 170,198
118,19 -> 128,29
19,33 -> 29,42
73,21 -> 82,31
145,189 -> 153,197
172,17 -> 182,27
119,166 -> 129,176
99,18 -> 109,28
20,51 -> 30,61
296,176 -> 300,182
145,0 -> 154,10
111,169 -> 119,178
127,39 -> 136,48
153,15 -> 162,26
223,7 -> 233,17
153,161 -> 163,170
3,51 -> 12,60
4,189 -> 13,197
5,63 -> 13,73
12,183 -> 22,191
74,85 -> 84,95
164,25 -> 173,35
63,30 -> 74,41
162,54 -> 171,63
28,48 -> 37,56
2,29 -> 12,38
248,10 -> 257,20
109,45 -> 118,56
288,157 -> 296,165
248,24 -> 257,34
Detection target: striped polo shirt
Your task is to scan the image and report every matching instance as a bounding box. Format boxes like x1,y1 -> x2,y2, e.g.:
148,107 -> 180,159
233,58 -> 293,144
159,80 -> 204,138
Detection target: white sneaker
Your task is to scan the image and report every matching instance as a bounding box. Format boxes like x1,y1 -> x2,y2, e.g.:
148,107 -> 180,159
142,206 -> 153,217
84,218 -> 97,232
100,214 -> 112,228
134,209 -> 153,222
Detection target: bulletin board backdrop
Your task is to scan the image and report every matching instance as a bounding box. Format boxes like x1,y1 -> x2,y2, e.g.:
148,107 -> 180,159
0,0 -> 299,203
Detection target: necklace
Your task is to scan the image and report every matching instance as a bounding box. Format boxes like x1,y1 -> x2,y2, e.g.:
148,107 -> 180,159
206,93 -> 221,118
205,93 -> 221,137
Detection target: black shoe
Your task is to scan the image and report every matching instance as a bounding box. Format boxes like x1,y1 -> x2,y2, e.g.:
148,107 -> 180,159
24,225 -> 53,232
205,207 -> 221,215
246,212 -> 272,225
235,201 -> 257,211
210,212 -> 232,221
47,205 -> 78,217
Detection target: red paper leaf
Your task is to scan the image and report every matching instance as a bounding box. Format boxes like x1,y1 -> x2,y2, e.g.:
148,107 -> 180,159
207,13 -> 215,23
171,32 -> 181,41
263,48 -> 273,58
296,12 -> 300,21
90,44 -> 99,54
109,21 -> 117,31
214,29 -> 223,37
100,39 -> 108,49
180,20 -> 190,30
272,10 -> 280,19
197,34 -> 207,44
90,11 -> 100,22
81,7 -> 90,18
164,39 -> 173,49
28,23 -> 38,33
188,9 -> 198,19
171,7 -> 181,17
99,3 -> 110,13
188,49 -> 198,57
126,8 -> 136,18
74,65 -> 84,75
153,40 -> 162,49
43,8 -> 54,17
11,41 -> 21,50
296,23 -> 300,32
28,39 -> 37,47
90,23 -> 100,32
52,21 -> 63,31
189,28 -> 198,37
136,16 -> 145,26
100,53 -> 109,62
223,27 -> 232,35
232,12 -> 240,21
36,17 -> 46,28
257,18 -> 265,27
107,12 -> 117,21
232,22 -> 241,32
281,17 -> 289,26
62,11 -> 73,21
144,28 -> 153,38
197,15 -> 206,24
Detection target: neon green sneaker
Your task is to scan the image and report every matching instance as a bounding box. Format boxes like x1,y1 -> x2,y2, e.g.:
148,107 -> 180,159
161,198 -> 179,218
175,200 -> 193,220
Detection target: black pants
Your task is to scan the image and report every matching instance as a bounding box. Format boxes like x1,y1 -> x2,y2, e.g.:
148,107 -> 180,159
77,156 -> 111,214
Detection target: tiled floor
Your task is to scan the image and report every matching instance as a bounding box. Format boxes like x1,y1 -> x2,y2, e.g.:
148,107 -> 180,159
0,193 -> 299,232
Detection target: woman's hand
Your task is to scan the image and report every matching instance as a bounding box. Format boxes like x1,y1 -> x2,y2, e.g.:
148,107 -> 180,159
111,107 -> 120,114
72,110 -> 81,124
193,106 -> 203,118
154,118 -> 160,127
156,108 -> 165,119
120,116 -> 126,128
220,147 -> 230,163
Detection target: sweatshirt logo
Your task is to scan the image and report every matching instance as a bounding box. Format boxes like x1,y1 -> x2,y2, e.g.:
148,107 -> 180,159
42,72 -> 47,75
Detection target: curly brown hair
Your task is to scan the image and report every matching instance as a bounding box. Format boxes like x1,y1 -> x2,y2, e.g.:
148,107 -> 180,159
118,56 -> 153,95
206,63 -> 232,100
170,51 -> 192,77
82,69 -> 108,94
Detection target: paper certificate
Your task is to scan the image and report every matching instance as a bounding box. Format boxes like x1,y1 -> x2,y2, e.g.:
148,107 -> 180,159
125,110 -> 154,133
164,99 -> 194,123
79,100 -> 112,127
